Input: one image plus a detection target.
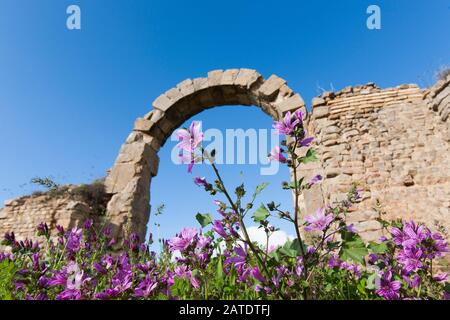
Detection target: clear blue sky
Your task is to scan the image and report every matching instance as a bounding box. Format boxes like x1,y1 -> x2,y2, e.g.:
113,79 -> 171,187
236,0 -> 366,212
0,0 -> 449,243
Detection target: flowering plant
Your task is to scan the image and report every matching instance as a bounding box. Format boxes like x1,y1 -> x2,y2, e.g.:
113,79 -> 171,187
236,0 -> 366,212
0,114 -> 449,300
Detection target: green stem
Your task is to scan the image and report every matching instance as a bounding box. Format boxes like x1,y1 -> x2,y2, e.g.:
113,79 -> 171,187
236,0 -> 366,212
290,138 -> 309,299
205,152 -> 287,299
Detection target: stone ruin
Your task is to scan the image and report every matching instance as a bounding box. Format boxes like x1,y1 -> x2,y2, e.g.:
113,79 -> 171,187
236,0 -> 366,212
0,69 -> 449,245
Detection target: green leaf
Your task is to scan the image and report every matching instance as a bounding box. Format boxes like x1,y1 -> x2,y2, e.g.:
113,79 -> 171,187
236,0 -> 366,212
269,250 -> 280,262
300,149 -> 317,164
368,241 -> 388,254
195,213 -> 213,228
216,257 -> 224,286
0,259 -> 16,300
339,237 -> 368,263
252,204 -> 270,222
254,182 -> 269,197
366,273 -> 377,290
279,239 -> 307,258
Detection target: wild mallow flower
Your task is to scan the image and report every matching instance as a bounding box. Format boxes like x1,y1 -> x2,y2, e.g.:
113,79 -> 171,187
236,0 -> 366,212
225,245 -> 247,269
83,219 -> 94,230
212,220 -> 228,239
251,266 -> 266,283
168,227 -> 198,252
66,227 -> 83,254
391,221 -> 429,248
403,274 -> 421,289
194,177 -> 208,187
176,121 -> 204,173
134,275 -> 158,298
299,136 -> 314,147
328,255 -> 341,268
306,175 -> 322,188
272,111 -> 300,136
268,146 -> 287,163
36,222 -> 50,238
196,235 -> 212,250
176,121 -> 204,152
397,247 -> 423,274
2,232 -> 16,246
375,270 -> 401,300
304,208 -> 333,232
433,273 -> 448,283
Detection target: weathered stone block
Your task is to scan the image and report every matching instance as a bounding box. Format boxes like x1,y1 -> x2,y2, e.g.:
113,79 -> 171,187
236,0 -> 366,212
193,77 -> 209,91
234,69 -> 261,88
312,106 -> 330,119
152,94 -> 173,112
134,118 -> 153,132
207,69 -> 224,86
221,69 -> 240,85
276,94 -> 305,114
177,79 -> 195,96
258,75 -> 286,98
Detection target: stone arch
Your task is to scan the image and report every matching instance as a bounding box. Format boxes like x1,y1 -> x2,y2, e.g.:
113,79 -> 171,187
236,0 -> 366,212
104,69 -> 306,239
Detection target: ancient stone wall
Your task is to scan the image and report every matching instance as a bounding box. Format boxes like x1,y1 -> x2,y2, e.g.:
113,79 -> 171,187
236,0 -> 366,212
0,69 -> 448,245
0,184 -> 109,245
301,75 -> 450,241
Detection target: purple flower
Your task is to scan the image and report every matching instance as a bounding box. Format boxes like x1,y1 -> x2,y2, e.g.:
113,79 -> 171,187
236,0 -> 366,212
176,122 -> 204,173
0,252 -> 12,262
251,266 -> 266,283
212,220 -> 228,239
83,219 -> 94,230
306,175 -> 322,188
194,176 -> 208,187
95,288 -> 121,300
56,225 -> 65,236
294,110 -> 304,122
299,136 -> 314,147
56,289 -> 81,300
31,253 -> 40,271
190,276 -> 201,289
2,232 -> 16,246
376,271 -> 401,300
268,146 -> 287,163
433,273 -> 448,283
295,257 -> 304,277
66,227 -> 83,254
328,255 -> 341,268
430,232 -> 449,257
397,247 -> 423,274
48,272 -> 67,287
273,111 -> 300,136
346,224 -> 357,233
176,121 -> 204,152
368,253 -> 378,264
304,208 -> 333,232
225,245 -> 247,268
37,222 -> 50,237
402,221 -> 430,248
168,227 -> 198,252
134,275 -> 158,298
403,274 -> 421,289
196,235 -> 212,250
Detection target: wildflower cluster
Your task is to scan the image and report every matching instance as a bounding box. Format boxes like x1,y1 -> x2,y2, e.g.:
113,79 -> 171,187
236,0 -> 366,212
0,117 -> 448,300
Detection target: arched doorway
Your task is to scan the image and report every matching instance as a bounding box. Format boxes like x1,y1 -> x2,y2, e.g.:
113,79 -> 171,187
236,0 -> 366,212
104,69 -> 306,239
